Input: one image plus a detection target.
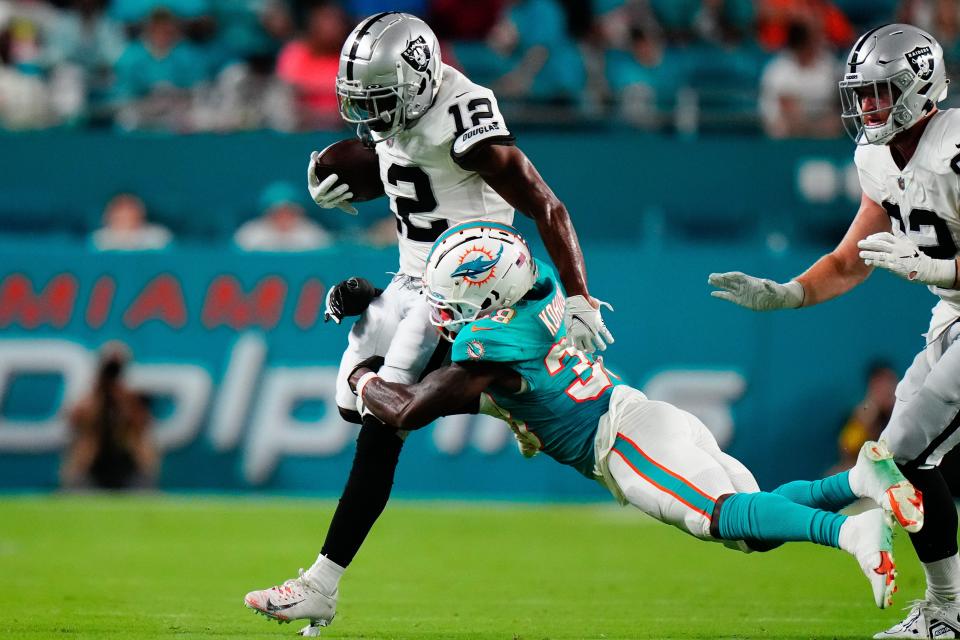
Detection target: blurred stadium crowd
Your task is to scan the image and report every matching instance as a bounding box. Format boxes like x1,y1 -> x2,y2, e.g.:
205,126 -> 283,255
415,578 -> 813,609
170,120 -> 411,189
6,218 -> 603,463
2,0 -> 960,136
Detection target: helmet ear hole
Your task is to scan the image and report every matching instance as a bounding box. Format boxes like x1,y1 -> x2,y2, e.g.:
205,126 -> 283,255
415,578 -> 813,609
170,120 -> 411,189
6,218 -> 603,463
416,78 -> 427,96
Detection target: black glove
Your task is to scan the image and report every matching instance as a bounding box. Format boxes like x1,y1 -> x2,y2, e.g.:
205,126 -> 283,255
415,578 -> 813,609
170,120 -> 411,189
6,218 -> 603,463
325,277 -> 382,324
348,355 -> 386,393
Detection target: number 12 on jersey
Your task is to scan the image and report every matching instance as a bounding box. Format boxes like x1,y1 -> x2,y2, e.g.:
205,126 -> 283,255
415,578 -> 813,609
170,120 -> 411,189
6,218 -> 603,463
386,163 -> 446,243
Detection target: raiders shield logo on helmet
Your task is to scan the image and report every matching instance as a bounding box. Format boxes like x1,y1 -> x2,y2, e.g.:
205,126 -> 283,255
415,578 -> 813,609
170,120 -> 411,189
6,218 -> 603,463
401,35 -> 431,72
905,45 -> 935,81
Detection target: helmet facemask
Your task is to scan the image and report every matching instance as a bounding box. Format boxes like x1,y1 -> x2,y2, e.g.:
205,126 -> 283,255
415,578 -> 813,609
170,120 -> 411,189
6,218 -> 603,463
336,74 -> 412,141
840,71 -> 914,145
426,290 -> 490,342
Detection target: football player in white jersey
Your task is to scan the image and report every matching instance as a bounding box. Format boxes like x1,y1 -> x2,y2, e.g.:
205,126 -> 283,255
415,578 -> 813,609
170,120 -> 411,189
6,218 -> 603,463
710,24 -> 960,639
244,12 -> 613,635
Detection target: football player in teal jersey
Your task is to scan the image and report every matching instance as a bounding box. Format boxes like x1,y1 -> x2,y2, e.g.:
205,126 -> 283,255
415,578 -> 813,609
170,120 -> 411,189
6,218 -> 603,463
348,221 -> 926,613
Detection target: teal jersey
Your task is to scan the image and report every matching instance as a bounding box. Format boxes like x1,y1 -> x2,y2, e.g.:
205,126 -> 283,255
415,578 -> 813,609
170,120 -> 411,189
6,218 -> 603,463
451,260 -> 620,477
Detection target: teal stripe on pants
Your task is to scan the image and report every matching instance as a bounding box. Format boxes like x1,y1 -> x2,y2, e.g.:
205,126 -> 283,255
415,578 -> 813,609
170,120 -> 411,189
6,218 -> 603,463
612,435 -> 715,517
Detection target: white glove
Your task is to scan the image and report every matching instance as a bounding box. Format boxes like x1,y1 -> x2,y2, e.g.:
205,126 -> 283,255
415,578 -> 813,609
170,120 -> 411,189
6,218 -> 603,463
307,151 -> 358,215
708,272 -> 804,311
565,295 -> 615,353
858,232 -> 957,288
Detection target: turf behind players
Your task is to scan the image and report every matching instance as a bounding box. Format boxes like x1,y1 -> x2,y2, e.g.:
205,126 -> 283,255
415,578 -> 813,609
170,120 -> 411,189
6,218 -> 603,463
245,12 -> 611,634
345,221 -> 923,616
709,23 -> 960,639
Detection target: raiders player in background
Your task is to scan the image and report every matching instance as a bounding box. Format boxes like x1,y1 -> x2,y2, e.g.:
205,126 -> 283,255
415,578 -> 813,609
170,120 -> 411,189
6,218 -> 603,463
244,12 -> 614,634
710,24 -> 960,639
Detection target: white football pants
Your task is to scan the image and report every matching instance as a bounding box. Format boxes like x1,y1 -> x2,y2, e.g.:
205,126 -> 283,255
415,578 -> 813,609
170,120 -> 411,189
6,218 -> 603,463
596,386 -> 760,540
881,318 -> 960,466
335,274 -> 441,412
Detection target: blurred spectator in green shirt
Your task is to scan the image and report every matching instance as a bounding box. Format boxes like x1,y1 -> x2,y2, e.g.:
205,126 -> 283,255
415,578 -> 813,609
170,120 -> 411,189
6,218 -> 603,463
109,0 -> 211,24
489,0 -> 585,102
207,0 -> 291,68
112,8 -> 210,129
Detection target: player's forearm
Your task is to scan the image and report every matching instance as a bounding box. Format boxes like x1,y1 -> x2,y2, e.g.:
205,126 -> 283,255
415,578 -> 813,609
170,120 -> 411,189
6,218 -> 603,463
352,364 -> 494,430
357,377 -> 433,431
469,146 -> 590,298
795,251 -> 870,306
533,201 -> 590,298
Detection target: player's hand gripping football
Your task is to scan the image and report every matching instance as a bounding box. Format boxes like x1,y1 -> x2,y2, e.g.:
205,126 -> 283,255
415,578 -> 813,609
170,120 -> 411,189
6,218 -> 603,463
858,232 -> 958,288
708,272 -> 804,311
565,295 -> 614,353
307,151 -> 358,215
324,277 -> 382,324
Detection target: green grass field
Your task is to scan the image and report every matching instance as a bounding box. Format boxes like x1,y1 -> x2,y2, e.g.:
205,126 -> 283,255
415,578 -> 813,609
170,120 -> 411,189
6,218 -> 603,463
0,494 -> 933,639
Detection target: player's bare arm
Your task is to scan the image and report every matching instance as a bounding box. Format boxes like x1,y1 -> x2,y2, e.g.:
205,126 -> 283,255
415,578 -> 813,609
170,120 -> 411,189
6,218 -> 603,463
708,193 -> 890,310
458,144 -> 590,301
458,143 -> 614,351
348,361 -> 512,430
794,192 -> 889,305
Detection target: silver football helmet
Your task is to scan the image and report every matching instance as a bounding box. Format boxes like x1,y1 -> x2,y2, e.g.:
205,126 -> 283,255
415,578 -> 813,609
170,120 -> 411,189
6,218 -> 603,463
336,12 -> 443,142
840,23 -> 949,145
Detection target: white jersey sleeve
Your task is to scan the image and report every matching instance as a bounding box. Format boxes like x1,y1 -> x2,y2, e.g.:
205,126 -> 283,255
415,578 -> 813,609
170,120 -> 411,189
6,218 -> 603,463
448,86 -> 515,164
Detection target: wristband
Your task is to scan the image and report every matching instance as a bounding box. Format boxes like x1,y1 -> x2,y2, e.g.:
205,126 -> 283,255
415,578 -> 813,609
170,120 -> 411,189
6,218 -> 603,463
915,257 -> 958,289
355,372 -> 379,399
784,280 -> 805,308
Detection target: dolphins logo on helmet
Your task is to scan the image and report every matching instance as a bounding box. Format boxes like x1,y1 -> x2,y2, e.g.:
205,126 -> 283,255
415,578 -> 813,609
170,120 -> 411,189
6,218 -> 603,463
425,221 -> 537,342
451,245 -> 504,286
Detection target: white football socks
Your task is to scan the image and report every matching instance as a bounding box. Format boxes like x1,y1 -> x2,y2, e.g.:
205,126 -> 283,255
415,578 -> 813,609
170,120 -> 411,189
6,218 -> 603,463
304,554 -> 345,595
924,555 -> 960,605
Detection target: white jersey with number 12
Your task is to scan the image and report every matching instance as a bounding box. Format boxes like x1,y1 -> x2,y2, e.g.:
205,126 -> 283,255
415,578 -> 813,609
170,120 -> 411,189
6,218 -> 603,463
372,63 -> 516,277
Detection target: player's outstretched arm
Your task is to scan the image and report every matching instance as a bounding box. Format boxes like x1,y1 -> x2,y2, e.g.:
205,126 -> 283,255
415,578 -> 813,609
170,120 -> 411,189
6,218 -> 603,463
458,144 -> 613,352
709,193 -> 889,309
348,362 -> 504,431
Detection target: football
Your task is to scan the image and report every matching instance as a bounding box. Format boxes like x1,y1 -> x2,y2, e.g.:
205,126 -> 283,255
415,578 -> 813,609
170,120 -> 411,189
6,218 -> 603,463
313,138 -> 383,203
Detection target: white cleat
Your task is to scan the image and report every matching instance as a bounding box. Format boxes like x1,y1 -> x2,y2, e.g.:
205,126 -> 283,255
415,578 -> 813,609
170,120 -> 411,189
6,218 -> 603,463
854,440 -> 924,533
874,599 -> 960,638
840,508 -> 898,609
244,569 -> 337,631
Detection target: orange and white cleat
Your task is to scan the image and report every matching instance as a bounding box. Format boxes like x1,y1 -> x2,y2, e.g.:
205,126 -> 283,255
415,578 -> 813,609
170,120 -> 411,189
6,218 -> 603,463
851,441 -> 924,533
840,508 -> 898,609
